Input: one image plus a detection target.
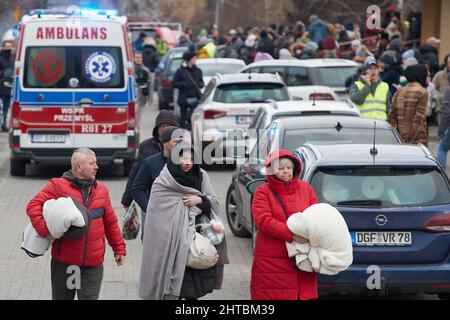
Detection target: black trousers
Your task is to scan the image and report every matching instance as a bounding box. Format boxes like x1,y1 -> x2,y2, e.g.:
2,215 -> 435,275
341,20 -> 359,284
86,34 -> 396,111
51,259 -> 103,300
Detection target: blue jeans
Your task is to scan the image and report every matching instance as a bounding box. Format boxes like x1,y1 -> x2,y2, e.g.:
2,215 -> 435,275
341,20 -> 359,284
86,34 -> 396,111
437,129 -> 450,167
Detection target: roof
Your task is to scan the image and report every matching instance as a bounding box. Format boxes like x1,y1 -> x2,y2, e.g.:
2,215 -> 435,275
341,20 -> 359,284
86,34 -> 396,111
299,144 -> 437,167
273,115 -> 393,130
260,100 -> 359,116
22,13 -> 127,25
215,73 -> 284,84
244,58 -> 359,69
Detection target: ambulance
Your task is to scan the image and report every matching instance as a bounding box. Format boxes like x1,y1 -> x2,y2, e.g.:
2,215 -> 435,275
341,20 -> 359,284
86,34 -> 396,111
9,9 -> 138,176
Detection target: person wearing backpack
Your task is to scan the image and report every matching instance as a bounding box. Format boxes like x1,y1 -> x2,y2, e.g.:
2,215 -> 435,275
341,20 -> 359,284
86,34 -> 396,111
173,51 -> 204,129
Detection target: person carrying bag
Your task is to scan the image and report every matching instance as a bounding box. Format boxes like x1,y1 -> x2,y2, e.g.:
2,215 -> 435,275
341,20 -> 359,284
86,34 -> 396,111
173,51 -> 204,129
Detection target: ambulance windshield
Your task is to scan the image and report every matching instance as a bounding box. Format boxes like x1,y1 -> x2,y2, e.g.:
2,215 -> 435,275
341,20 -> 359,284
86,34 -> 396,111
24,46 -> 124,89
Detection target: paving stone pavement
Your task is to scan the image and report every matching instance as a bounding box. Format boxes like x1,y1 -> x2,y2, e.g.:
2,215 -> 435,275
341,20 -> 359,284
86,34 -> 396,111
0,98 -> 252,300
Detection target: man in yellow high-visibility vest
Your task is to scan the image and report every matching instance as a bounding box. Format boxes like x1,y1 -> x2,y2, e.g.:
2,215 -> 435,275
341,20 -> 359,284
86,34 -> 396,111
350,56 -> 391,120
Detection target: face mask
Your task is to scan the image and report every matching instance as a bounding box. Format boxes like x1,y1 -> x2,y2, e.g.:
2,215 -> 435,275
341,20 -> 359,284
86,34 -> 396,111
1,49 -> 11,56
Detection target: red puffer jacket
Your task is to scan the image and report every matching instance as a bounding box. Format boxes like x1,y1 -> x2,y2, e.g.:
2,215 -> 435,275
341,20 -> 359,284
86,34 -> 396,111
251,150 -> 318,300
26,176 -> 126,267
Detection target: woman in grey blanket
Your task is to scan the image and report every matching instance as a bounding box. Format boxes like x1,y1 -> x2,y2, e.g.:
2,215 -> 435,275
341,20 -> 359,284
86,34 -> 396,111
139,143 -> 229,300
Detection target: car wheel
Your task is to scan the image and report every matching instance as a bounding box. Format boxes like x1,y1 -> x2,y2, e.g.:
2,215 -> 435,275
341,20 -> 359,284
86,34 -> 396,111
438,293 -> 450,300
10,158 -> 26,176
226,183 -> 251,238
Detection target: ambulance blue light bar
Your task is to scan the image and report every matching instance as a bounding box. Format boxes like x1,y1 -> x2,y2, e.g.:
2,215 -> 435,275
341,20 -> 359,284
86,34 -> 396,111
29,9 -> 119,17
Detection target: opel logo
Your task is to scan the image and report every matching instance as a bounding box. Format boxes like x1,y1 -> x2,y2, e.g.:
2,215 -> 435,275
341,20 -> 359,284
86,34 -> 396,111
375,215 -> 387,226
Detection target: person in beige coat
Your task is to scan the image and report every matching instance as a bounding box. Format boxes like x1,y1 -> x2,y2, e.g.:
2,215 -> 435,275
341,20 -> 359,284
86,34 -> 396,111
432,54 -> 450,113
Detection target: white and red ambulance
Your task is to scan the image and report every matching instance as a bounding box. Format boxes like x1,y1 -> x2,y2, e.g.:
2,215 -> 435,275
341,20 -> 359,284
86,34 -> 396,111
9,9 -> 138,176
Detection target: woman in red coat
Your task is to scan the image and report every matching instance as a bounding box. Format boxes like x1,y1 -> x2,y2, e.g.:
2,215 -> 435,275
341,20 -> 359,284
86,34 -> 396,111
251,150 -> 319,300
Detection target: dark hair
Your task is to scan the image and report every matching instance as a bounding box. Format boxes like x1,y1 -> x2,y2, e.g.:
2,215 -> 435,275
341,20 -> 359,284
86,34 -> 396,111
260,30 -> 268,38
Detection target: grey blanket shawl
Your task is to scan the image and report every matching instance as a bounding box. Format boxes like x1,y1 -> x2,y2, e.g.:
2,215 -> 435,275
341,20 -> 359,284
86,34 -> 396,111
139,165 -> 229,300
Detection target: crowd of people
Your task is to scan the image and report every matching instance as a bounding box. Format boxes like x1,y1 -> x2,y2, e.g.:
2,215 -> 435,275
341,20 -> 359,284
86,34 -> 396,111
131,5 -> 450,167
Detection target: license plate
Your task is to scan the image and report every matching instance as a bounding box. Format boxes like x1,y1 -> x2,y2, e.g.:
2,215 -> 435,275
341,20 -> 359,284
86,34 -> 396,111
351,231 -> 412,247
235,115 -> 252,124
31,134 -> 67,143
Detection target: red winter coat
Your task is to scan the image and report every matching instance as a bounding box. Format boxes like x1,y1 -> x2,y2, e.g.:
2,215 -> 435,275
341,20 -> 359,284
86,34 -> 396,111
251,150 -> 318,300
26,176 -> 126,267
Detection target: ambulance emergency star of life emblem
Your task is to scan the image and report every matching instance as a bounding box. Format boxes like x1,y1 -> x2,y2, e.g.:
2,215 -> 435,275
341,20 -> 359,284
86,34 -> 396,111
85,51 -> 116,83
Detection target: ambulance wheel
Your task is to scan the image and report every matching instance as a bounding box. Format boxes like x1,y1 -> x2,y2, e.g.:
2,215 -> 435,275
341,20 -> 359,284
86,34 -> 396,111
10,158 -> 26,176
123,159 -> 133,177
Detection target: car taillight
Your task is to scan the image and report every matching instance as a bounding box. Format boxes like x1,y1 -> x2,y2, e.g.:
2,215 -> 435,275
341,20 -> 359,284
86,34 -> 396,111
204,109 -> 227,120
10,101 -> 20,129
309,93 -> 334,101
128,102 -> 136,129
422,214 -> 450,232
161,79 -> 172,87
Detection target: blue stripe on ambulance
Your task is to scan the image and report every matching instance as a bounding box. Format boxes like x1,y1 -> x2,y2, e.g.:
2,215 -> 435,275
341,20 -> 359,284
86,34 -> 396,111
14,77 -> 134,106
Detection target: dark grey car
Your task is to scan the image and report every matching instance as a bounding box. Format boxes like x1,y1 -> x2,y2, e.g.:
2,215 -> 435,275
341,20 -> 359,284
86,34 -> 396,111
226,116 -> 403,241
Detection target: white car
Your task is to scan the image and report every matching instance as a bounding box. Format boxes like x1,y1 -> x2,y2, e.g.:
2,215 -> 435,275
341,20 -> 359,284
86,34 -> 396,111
191,73 -> 291,164
196,58 -> 246,90
245,100 -> 360,155
241,59 -> 359,100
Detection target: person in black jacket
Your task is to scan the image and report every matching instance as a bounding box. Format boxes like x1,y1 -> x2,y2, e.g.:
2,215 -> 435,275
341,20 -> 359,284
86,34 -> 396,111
0,40 -> 15,131
131,127 -> 184,239
173,51 -> 204,129
121,110 -> 179,209
420,37 -> 440,78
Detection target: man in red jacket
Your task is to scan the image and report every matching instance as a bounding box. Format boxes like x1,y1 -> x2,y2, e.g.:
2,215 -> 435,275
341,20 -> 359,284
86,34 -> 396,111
26,148 -> 126,300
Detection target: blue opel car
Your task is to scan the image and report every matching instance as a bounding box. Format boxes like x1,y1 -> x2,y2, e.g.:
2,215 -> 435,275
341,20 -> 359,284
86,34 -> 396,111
247,143 -> 450,299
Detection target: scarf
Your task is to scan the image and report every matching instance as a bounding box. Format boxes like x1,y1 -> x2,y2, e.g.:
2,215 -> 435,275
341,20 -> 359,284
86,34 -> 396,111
166,146 -> 202,192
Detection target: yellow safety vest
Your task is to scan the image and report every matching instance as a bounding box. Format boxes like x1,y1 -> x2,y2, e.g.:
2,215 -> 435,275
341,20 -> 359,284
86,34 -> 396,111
201,42 -> 217,59
355,81 -> 389,120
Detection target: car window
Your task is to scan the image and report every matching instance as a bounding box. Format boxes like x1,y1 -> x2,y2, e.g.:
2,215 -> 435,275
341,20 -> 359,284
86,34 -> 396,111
282,128 -> 399,152
242,67 -> 261,73
213,83 -> 289,103
198,63 -> 244,77
250,128 -> 269,162
313,66 -> 357,87
285,67 -> 313,86
311,167 -> 450,207
24,46 -> 124,89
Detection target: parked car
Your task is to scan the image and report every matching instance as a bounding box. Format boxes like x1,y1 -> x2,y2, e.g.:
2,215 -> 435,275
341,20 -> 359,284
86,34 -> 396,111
191,73 -> 291,164
241,59 -> 359,100
196,58 -> 246,90
226,116 -> 403,240
295,143 -> 450,299
128,21 -> 182,49
155,46 -> 188,110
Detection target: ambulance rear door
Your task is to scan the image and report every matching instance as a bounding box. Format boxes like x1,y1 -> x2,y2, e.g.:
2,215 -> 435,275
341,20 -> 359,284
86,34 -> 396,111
72,18 -> 131,152
19,18 -> 77,150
